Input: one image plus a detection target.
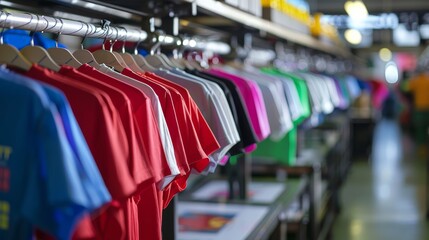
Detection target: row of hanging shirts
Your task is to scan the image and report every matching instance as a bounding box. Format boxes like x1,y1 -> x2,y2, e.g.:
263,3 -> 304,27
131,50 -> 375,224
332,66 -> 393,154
0,12 -> 200,73
0,10 -> 267,240
0,9 -> 367,240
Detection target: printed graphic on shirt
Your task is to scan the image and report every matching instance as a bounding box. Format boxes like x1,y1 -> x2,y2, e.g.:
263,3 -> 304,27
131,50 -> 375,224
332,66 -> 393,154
0,167 -> 10,193
0,201 -> 9,230
179,212 -> 235,233
0,145 -> 12,164
0,146 -> 11,230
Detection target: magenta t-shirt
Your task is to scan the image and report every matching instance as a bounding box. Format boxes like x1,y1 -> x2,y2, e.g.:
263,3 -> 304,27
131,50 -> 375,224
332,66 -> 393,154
207,69 -> 271,142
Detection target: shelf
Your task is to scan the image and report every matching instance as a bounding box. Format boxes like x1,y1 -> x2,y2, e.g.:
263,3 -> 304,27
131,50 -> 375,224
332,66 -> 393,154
183,0 -> 351,57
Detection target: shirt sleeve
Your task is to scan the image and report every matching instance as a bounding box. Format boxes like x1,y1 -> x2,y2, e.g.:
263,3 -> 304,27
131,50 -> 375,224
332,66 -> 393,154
22,105 -> 89,240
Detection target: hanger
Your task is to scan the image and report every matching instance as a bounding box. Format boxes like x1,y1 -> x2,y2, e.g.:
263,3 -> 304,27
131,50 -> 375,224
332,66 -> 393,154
132,39 -> 156,71
20,14 -> 60,71
186,52 -> 204,71
159,51 -> 181,69
47,18 -> 82,68
116,27 -> 146,73
109,28 -> 131,69
165,36 -> 185,69
73,22 -> 101,69
92,21 -> 125,72
169,46 -> 185,70
145,32 -> 173,70
0,11 -> 31,71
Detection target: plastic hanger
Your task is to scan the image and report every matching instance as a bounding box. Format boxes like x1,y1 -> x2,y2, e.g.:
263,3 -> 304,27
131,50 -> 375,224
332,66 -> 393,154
185,53 -> 204,71
0,11 -> 31,71
73,22 -> 101,69
145,33 -> 173,70
170,58 -> 185,69
160,53 -> 180,69
108,28 -> 130,68
110,31 -> 131,69
116,27 -> 146,73
20,14 -> 60,71
168,45 -> 186,69
92,24 -> 125,72
132,40 -> 156,71
47,18 -> 82,68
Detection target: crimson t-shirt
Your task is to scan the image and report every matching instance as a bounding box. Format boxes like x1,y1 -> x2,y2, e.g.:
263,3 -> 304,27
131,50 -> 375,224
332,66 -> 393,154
122,69 -> 190,174
22,65 -> 134,240
144,72 -> 219,158
74,66 -> 174,240
77,65 -> 170,184
141,72 -> 221,206
59,65 -> 153,189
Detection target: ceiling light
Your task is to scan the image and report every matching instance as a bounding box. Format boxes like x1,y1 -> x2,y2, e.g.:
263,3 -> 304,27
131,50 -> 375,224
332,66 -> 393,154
379,48 -> 392,62
385,61 -> 399,84
344,29 -> 362,45
344,0 -> 368,19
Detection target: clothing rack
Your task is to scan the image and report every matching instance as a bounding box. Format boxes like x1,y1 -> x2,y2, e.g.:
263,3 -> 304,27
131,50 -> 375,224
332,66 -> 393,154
0,10 -> 148,42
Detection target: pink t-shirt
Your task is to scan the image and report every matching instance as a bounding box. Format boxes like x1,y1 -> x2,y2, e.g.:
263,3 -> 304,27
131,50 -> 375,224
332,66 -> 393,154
207,69 -> 271,142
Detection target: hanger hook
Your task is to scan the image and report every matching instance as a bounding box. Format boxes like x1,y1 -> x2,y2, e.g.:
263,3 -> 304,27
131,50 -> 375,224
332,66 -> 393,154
150,31 -> 163,55
110,27 -> 119,52
80,22 -> 90,50
101,19 -> 111,51
119,26 -> 128,54
102,27 -> 107,51
0,11 -> 10,45
173,35 -> 185,59
54,18 -> 64,48
45,17 -> 58,32
29,13 -> 41,46
134,38 -> 142,55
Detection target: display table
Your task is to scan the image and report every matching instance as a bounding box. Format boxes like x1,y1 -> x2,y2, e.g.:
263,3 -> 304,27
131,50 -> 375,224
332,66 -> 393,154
251,114 -> 350,240
178,178 -> 308,240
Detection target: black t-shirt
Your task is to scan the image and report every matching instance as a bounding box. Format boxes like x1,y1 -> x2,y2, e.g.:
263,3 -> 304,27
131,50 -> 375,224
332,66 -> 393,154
186,70 -> 258,154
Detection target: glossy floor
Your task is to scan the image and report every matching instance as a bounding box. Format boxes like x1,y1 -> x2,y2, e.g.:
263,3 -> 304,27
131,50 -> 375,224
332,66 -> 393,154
333,119 -> 429,240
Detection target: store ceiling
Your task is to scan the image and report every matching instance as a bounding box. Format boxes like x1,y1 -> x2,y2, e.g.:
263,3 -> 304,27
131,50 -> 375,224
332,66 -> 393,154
309,0 -> 429,15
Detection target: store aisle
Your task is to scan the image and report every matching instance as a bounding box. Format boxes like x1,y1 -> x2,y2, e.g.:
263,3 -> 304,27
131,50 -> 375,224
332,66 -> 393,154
333,119 -> 429,240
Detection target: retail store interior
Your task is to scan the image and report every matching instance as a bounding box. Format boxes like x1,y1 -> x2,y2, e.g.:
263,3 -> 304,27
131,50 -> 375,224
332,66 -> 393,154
0,0 -> 429,240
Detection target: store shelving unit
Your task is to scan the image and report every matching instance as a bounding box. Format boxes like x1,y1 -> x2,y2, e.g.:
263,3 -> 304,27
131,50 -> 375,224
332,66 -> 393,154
182,0 -> 351,58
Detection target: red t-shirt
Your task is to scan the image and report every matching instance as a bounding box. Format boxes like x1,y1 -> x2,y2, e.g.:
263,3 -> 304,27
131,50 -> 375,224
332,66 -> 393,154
123,69 -> 211,173
76,66 -> 175,240
24,65 -> 134,198
122,69 -> 190,174
122,68 -> 213,239
59,65 -> 153,189
22,65 -> 134,240
144,72 -> 219,157
77,66 -> 171,185
59,66 -> 168,240
142,72 -> 221,206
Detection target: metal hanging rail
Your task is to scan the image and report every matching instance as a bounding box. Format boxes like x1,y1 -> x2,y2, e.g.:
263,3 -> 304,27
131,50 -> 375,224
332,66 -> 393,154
0,10 -> 147,42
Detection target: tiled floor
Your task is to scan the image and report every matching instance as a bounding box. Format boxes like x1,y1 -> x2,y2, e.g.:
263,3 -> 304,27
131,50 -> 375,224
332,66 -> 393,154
333,119 -> 429,240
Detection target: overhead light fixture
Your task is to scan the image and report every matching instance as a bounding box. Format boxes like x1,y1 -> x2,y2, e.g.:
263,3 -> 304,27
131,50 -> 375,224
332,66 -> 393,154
344,0 -> 368,19
379,48 -> 392,62
344,29 -> 362,45
385,61 -> 399,84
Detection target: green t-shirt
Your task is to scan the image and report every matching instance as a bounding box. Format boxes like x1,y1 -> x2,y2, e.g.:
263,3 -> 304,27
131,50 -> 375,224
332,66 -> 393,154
251,68 -> 311,165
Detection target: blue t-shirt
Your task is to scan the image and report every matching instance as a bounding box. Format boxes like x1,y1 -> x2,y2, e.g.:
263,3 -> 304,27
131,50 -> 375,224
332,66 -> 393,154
39,83 -> 111,210
0,74 -> 88,239
3,30 -> 67,50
